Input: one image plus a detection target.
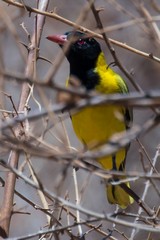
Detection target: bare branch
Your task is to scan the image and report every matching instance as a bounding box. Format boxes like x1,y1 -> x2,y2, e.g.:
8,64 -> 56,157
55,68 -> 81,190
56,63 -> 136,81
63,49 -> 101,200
2,0 -> 160,63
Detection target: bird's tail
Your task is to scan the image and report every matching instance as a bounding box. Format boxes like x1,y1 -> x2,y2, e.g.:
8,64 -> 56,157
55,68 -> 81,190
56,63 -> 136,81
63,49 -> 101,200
98,149 -> 134,209
106,180 -> 134,209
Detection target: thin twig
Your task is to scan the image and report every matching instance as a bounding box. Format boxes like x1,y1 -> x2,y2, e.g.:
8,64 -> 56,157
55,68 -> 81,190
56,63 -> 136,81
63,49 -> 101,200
2,0 -> 160,63
1,160 -> 160,233
88,0 -> 143,93
60,119 -> 83,237
0,0 -> 49,237
130,147 -> 160,239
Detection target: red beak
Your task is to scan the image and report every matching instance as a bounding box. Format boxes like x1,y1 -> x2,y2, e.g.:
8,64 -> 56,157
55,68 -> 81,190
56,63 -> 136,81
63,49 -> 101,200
46,34 -> 67,45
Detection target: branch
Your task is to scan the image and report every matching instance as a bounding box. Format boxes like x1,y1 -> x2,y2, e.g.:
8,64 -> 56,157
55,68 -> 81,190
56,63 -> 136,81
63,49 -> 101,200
0,0 -> 49,237
1,116 -> 160,182
1,90 -> 160,135
2,0 -> 160,63
88,1 -> 142,92
1,160 -> 160,235
130,147 -> 160,239
2,69 -> 160,105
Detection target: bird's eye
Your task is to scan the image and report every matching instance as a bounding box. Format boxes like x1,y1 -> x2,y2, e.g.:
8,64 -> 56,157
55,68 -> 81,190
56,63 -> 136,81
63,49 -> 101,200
77,39 -> 86,45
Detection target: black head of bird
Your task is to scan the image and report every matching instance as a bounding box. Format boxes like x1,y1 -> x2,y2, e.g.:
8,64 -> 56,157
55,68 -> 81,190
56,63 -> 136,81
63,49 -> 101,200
47,31 -> 102,89
47,31 -> 101,63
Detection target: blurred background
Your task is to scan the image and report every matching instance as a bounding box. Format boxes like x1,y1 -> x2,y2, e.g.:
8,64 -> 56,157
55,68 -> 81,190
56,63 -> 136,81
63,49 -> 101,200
0,0 -> 160,239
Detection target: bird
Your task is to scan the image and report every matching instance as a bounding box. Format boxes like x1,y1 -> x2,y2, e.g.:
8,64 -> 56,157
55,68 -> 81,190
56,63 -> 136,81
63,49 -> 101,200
47,31 -> 134,208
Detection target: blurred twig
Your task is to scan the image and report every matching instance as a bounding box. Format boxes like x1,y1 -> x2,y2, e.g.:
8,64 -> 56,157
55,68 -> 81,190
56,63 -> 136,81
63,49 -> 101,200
88,0 -> 143,93
0,0 -> 49,237
1,116 -> 160,182
130,147 -> 160,239
2,0 -> 160,63
1,0 -> 160,238
0,1 -> 26,61
139,2 -> 160,46
1,160 -> 160,233
1,90 -> 160,134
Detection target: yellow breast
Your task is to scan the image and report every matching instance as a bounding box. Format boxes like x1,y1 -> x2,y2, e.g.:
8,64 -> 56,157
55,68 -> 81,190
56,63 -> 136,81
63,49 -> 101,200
72,104 -> 125,147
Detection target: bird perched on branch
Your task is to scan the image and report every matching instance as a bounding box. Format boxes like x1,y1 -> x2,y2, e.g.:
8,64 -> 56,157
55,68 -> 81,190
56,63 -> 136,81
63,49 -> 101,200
47,31 -> 134,208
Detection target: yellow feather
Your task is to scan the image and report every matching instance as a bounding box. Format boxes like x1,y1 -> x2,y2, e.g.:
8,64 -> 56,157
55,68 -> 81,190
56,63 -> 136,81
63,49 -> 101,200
71,52 -> 133,208
47,31 -> 134,208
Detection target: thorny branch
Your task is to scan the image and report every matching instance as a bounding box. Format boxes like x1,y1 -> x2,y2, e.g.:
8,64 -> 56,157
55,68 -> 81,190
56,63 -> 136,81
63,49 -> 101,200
0,160 -> 160,234
2,0 -> 160,63
1,0 -> 160,239
0,0 -> 49,237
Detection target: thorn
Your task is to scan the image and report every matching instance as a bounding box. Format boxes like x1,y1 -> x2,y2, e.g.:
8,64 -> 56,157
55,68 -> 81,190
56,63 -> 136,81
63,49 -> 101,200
38,56 -> 53,64
107,61 -> 116,69
19,41 -> 29,51
96,7 -> 104,13
149,53 -> 154,59
24,104 -> 31,112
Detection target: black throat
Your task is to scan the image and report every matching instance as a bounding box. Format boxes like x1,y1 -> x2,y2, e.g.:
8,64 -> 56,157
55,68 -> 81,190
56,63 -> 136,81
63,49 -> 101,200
61,31 -> 102,90
69,57 -> 100,90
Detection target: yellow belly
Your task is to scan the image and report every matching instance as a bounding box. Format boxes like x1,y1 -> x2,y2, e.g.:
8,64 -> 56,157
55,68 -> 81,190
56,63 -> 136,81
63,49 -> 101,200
71,104 -> 134,208
72,104 -> 126,170
72,105 -> 125,143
